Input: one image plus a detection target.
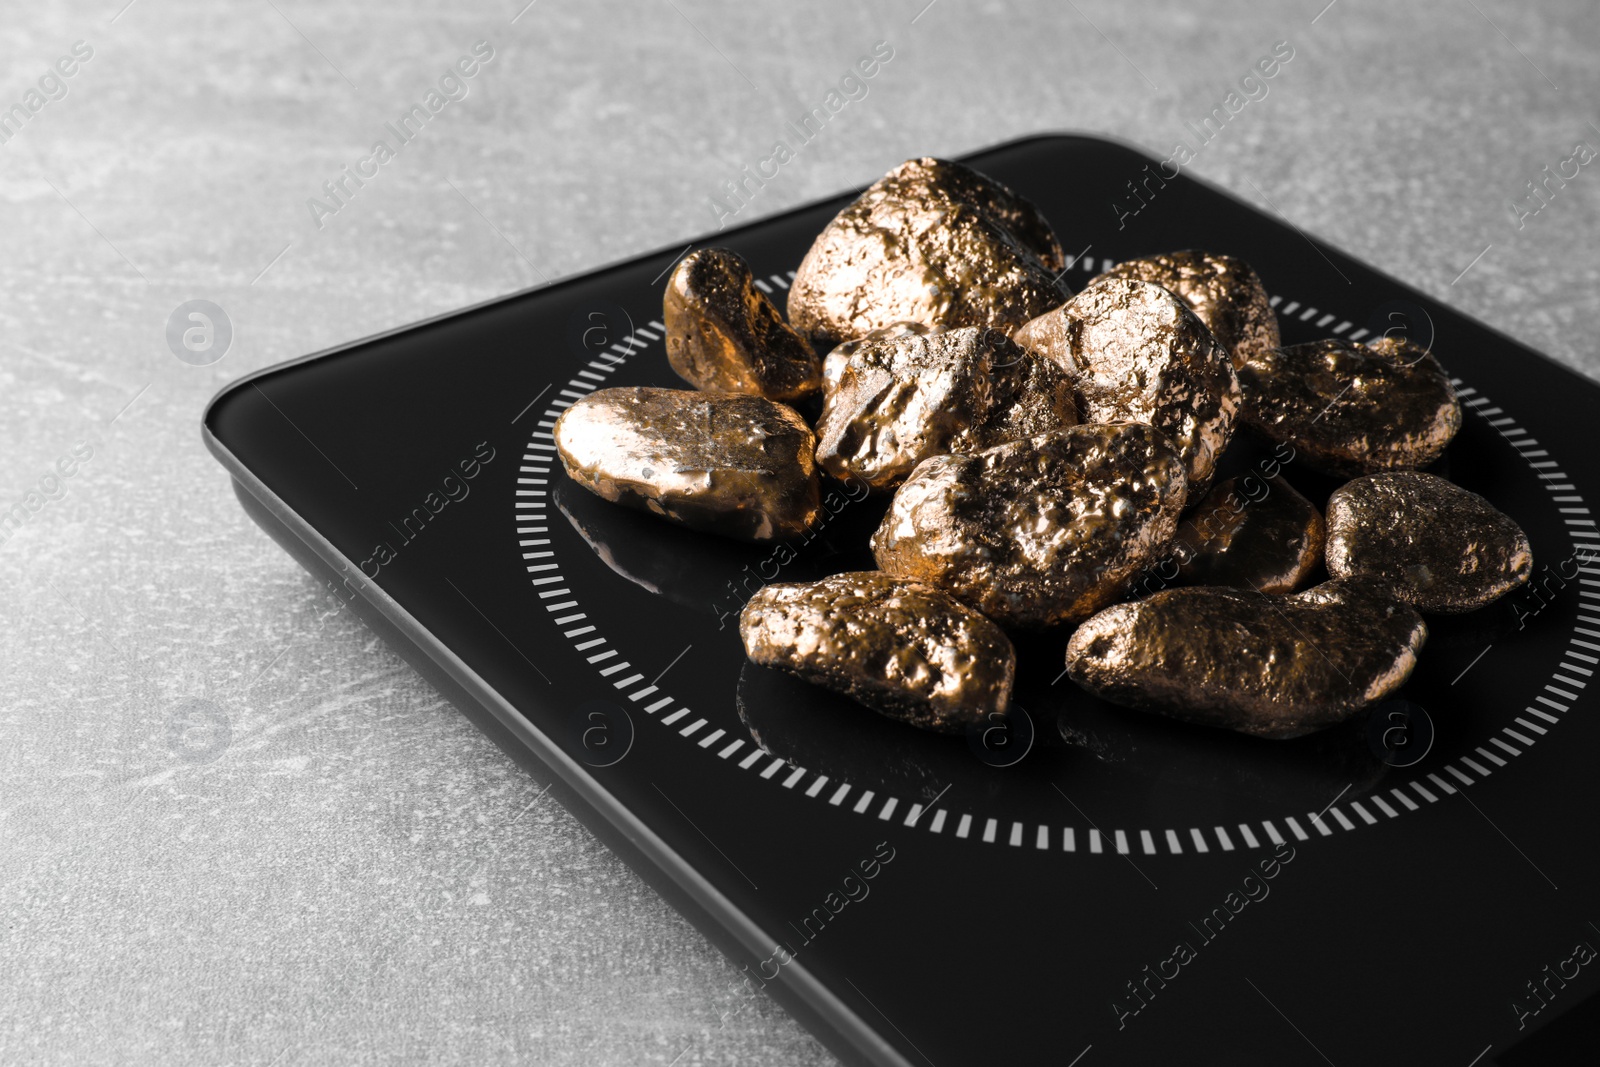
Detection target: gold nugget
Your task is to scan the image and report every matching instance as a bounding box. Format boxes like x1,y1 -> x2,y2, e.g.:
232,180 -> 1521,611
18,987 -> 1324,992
554,387 -> 820,541
1325,471 -> 1533,613
822,321 -> 929,394
663,248 -> 821,401
739,571 -> 1016,733
872,424 -> 1187,628
1237,337 -> 1461,476
787,157 -> 1068,352
1102,251 -> 1280,369
1171,474 -> 1325,594
1065,579 -> 1428,738
1014,276 -> 1239,500
815,326 -> 1078,491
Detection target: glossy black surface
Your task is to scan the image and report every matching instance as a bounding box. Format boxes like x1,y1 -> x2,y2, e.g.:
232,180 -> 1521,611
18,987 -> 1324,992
207,135 -> 1600,1066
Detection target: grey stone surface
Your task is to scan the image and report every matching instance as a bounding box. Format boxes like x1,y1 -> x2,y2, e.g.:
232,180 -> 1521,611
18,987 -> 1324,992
1,1 -> 1595,1064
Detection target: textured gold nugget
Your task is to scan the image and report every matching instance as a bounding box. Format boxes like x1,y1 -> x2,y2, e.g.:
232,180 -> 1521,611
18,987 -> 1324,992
663,248 -> 821,402
739,571 -> 1016,732
1325,471 -> 1532,613
872,424 -> 1187,628
787,157 -> 1068,351
1065,580 -> 1428,739
1102,251 -> 1280,369
821,321 -> 929,394
1237,337 -> 1461,476
1014,277 -> 1239,500
554,387 -> 820,541
1173,474 -> 1325,594
815,326 -> 1078,490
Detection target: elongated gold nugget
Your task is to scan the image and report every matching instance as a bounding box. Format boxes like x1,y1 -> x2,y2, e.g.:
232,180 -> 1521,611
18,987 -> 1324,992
871,424 -> 1187,628
1065,579 -> 1428,738
739,571 -> 1016,732
554,387 -> 820,541
1325,471 -> 1533,612
663,247 -> 821,401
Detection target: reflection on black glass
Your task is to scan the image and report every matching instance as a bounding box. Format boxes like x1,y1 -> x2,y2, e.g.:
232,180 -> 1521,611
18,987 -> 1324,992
737,654 -> 1395,814
738,660 -> 1070,806
555,476 -> 885,619
1052,696 -> 1390,808
557,478 -> 767,614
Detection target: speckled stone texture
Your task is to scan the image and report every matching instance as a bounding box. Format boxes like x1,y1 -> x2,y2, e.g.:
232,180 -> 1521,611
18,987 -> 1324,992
0,2 -> 1596,1065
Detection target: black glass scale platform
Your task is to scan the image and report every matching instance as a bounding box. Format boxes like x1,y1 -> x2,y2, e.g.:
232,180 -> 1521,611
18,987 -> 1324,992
205,135 -> 1600,1066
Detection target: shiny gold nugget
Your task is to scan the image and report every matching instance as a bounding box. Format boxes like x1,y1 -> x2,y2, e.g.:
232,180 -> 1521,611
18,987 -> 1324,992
821,321 -> 929,394
663,248 -> 821,402
1102,250 -> 1280,370
1014,276 -> 1239,500
872,424 -> 1187,628
1325,471 -> 1532,613
1237,337 -> 1461,476
1065,580 -> 1428,739
739,571 -> 1016,733
1173,474 -> 1325,594
815,326 -> 1078,491
554,387 -> 820,541
912,157 -> 1066,273
787,157 -> 1068,352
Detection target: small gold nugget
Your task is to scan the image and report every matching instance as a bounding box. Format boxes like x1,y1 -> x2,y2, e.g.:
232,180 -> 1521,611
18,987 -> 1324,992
872,424 -> 1187,628
739,571 -> 1016,733
1325,471 -> 1533,613
1172,474 -> 1325,594
815,326 -> 1078,491
1065,580 -> 1428,739
554,387 -> 820,541
663,248 -> 821,402
1014,276 -> 1239,500
1102,251 -> 1280,370
1237,337 -> 1461,476
787,157 -> 1067,352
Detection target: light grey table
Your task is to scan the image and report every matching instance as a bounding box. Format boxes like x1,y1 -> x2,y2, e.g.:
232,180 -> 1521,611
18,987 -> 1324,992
2,1 -> 1596,1063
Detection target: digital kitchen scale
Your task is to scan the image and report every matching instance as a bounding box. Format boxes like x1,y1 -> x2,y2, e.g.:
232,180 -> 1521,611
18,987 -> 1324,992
204,134 -> 1600,1066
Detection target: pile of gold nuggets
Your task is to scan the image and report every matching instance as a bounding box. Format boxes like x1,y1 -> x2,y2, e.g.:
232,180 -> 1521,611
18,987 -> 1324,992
555,157 -> 1533,742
